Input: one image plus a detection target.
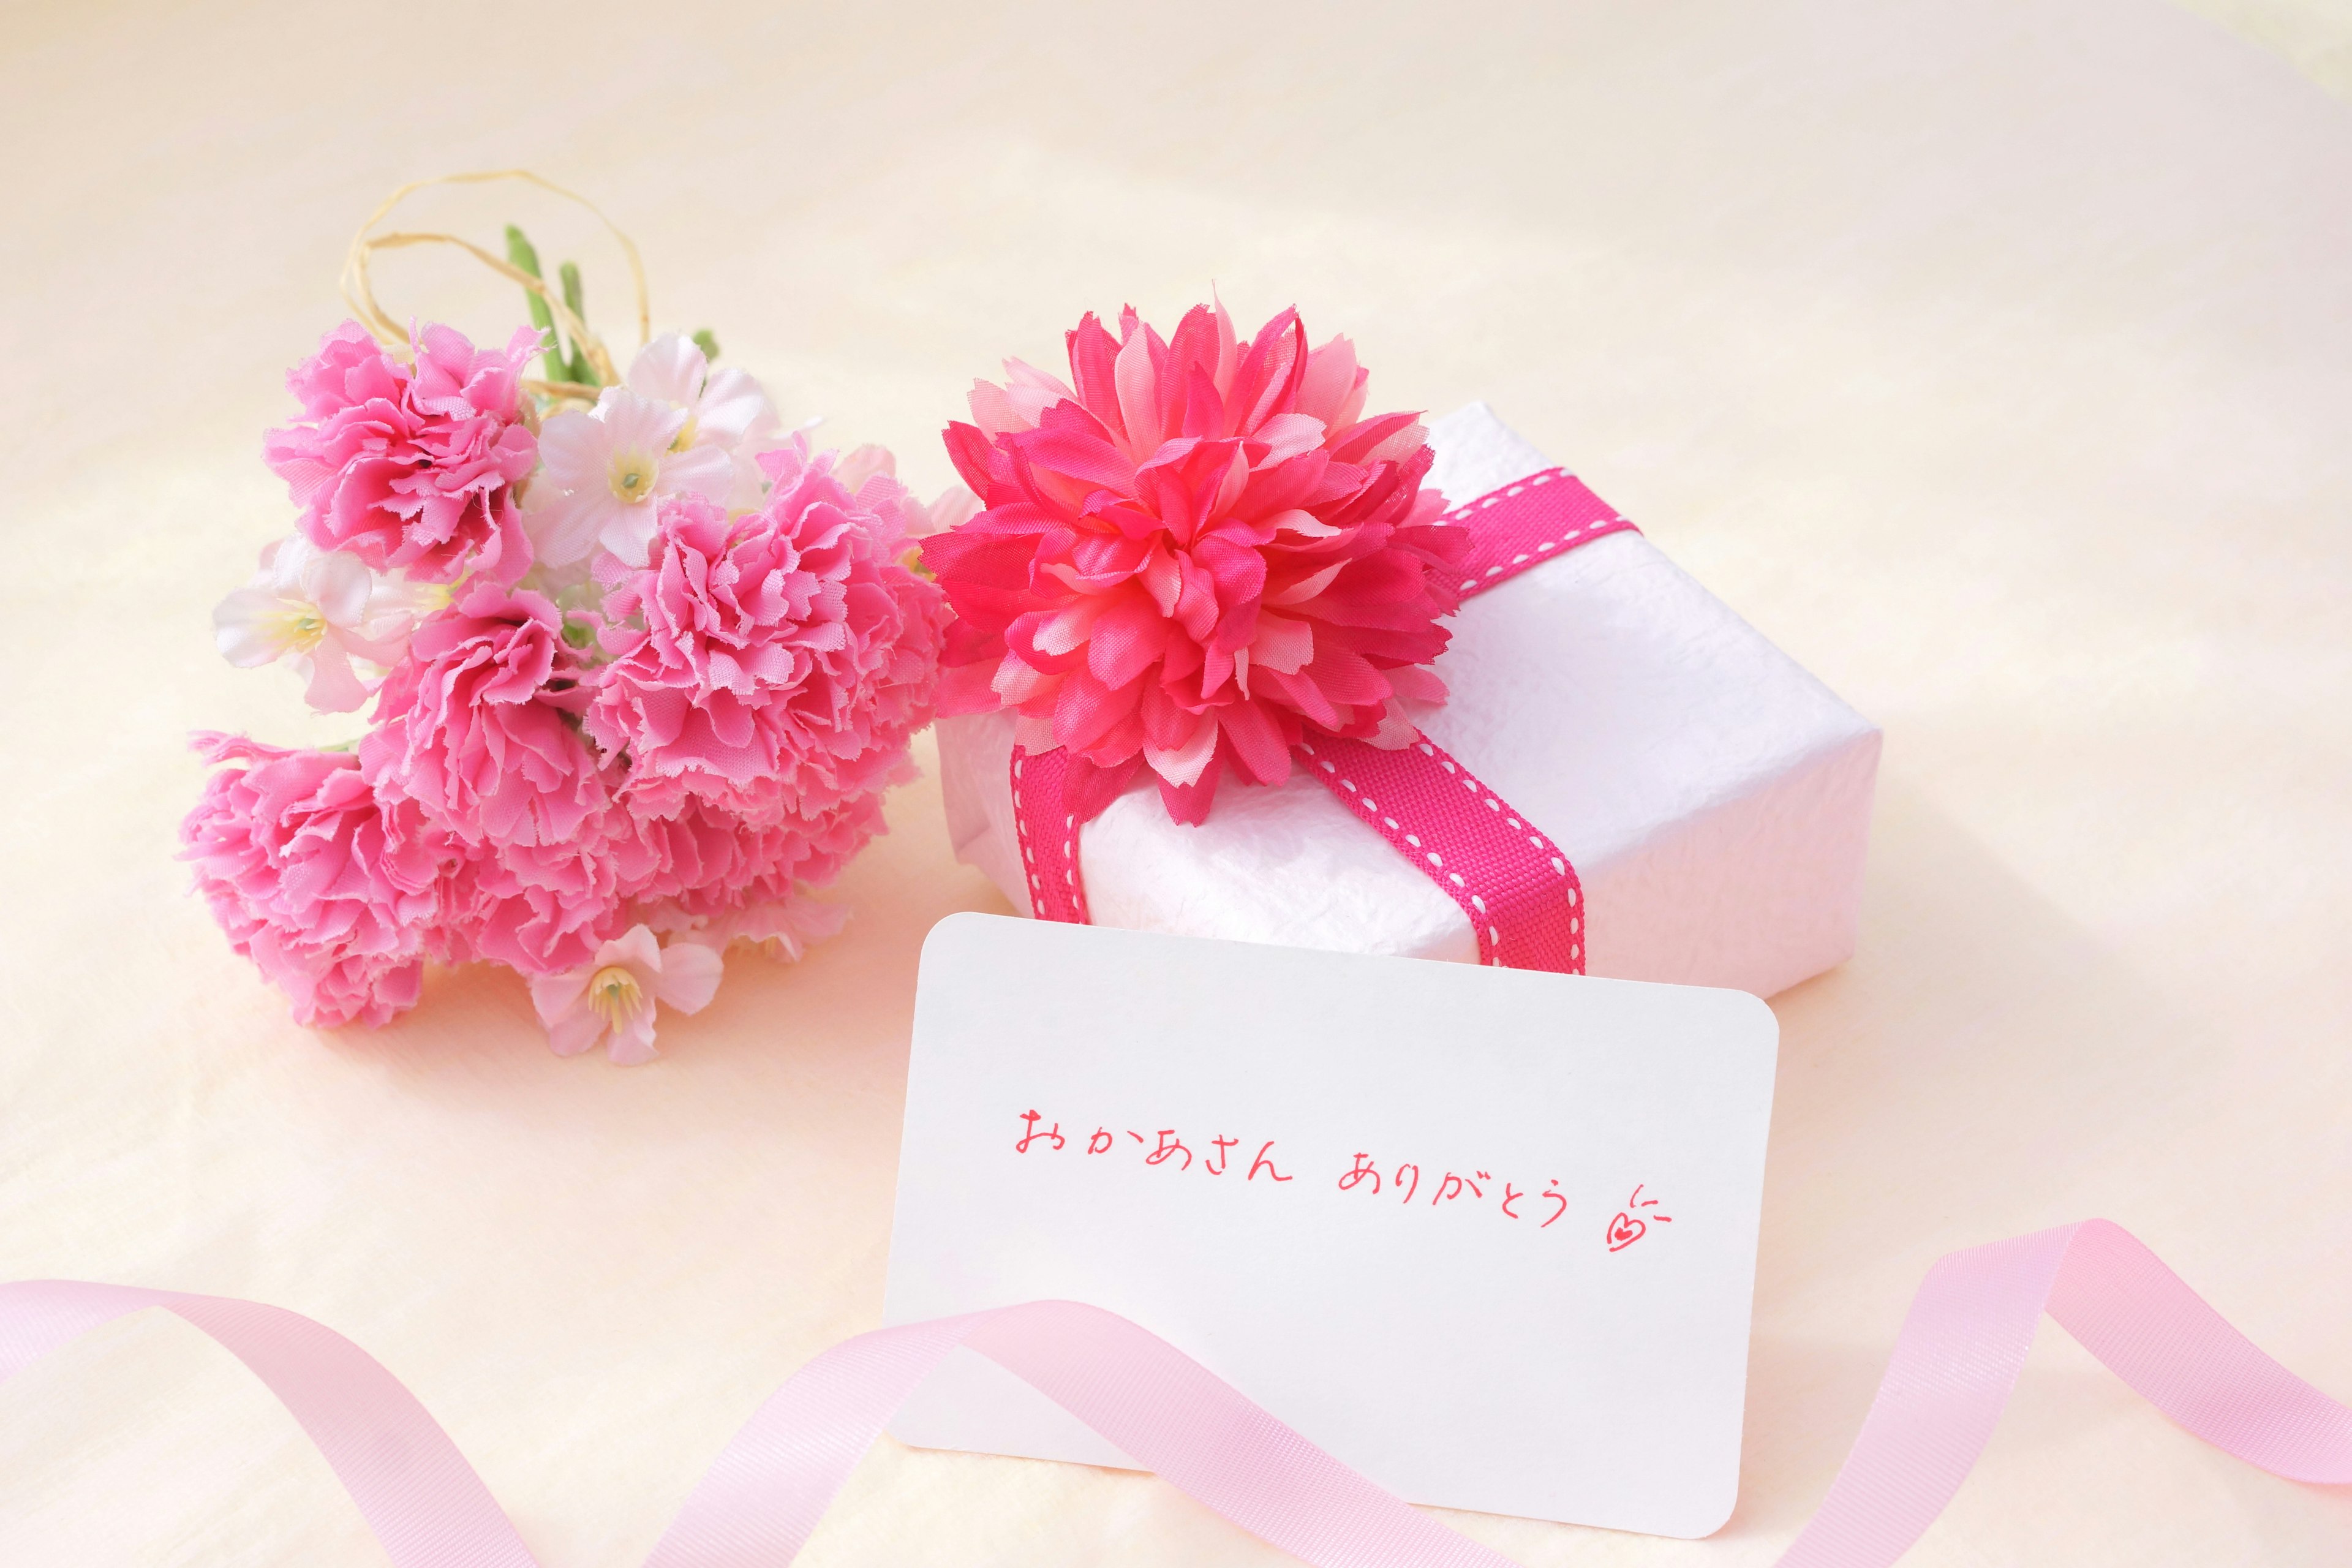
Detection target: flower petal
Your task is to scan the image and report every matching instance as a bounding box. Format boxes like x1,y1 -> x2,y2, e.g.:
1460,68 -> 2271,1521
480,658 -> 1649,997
545,1010 -> 609,1058
658,442 -> 735,502
606,1012 -> 661,1065
1142,713 -> 1217,789
595,386 -> 689,452
533,409 -> 612,488
695,367 -> 777,447
300,643 -> 373,713
214,587 -> 293,666
600,923 -> 663,971
305,550 -> 377,628
652,939 -> 725,1014
522,486 -> 613,567
628,333 -> 706,407
597,499 -> 661,568
529,968 -> 593,1026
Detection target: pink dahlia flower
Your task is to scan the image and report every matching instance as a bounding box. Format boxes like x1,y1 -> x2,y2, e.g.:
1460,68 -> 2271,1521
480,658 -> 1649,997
266,321 -> 540,586
180,734 -> 440,1028
920,302 -> 1469,823
585,443 -> 947,826
362,582 -> 609,851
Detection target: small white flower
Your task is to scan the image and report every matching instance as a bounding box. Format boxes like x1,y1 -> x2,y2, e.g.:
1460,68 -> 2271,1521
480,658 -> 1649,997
629,333 -> 783,515
628,332 -> 780,456
212,535 -> 421,712
524,387 -> 733,567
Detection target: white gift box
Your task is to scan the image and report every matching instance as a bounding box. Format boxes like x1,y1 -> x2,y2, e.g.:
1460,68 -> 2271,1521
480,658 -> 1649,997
936,404 -> 1879,998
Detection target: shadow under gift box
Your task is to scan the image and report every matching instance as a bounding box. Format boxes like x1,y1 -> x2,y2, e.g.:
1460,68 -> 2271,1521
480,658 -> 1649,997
938,404 -> 1880,995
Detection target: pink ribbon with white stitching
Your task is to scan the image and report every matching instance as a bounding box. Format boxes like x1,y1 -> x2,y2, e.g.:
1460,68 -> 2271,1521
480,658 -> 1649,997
1012,469 -> 1635,971
4,1219 -> 2345,1563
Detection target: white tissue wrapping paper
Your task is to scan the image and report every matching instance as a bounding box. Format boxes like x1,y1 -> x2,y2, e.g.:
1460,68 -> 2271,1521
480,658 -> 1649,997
936,403 -> 1881,998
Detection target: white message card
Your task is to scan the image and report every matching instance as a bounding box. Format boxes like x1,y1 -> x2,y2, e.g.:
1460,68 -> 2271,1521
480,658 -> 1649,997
883,913 -> 1780,1537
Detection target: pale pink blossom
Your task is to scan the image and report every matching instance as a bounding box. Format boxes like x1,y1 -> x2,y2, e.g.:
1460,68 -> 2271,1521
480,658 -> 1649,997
527,923 -> 723,1064
265,322 -> 539,585
912,485 -> 982,537
835,443 -> 979,539
922,302 -> 1466,823
213,535 -> 426,712
832,443 -> 895,493
688,894 -> 850,962
179,734 -> 441,1028
628,333 -> 779,456
523,388 -> 733,567
629,334 -> 783,511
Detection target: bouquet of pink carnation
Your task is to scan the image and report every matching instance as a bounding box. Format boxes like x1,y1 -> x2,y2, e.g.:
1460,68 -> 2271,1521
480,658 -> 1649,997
184,176 -> 969,1061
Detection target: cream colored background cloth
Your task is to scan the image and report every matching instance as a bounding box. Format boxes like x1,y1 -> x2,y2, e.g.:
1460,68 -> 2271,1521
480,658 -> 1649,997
3,2 -> 2349,1562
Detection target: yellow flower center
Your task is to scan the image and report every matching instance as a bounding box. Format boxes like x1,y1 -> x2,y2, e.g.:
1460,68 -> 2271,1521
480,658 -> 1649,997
669,413 -> 699,453
270,606 -> 328,652
609,451 -> 658,503
586,965 -> 644,1028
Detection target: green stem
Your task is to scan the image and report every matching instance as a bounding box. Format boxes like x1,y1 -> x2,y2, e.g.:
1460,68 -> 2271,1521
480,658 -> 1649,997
559,261 -> 595,386
503,225 -> 567,382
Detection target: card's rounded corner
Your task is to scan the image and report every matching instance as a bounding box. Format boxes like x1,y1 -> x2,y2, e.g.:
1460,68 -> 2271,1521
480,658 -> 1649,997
1665,1480 -> 1743,1540
1721,986 -> 1780,1046
920,909 -> 1002,965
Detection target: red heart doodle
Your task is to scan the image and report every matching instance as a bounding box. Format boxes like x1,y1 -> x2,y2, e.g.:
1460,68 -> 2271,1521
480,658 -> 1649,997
1606,1212 -> 1646,1251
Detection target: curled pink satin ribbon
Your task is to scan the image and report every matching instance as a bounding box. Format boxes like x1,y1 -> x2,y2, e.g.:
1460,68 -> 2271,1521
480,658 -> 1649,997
2,1219 -> 2345,1565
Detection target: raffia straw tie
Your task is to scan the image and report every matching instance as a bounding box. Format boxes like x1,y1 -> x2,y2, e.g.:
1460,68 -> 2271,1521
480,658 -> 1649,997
338,170 -> 649,386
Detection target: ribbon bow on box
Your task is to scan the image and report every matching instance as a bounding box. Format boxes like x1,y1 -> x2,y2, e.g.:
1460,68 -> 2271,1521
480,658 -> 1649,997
922,304 -> 1877,985
924,303 -> 1626,972
1004,465 -> 1633,973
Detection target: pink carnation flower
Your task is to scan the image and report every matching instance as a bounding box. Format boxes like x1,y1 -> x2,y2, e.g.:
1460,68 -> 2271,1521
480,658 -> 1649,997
266,321 -> 540,586
363,581 -> 609,851
586,443 -> 946,826
180,734 -> 440,1028
921,302 -> 1469,823
359,584 -> 628,981
437,839 -> 620,979
611,791 -> 889,932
